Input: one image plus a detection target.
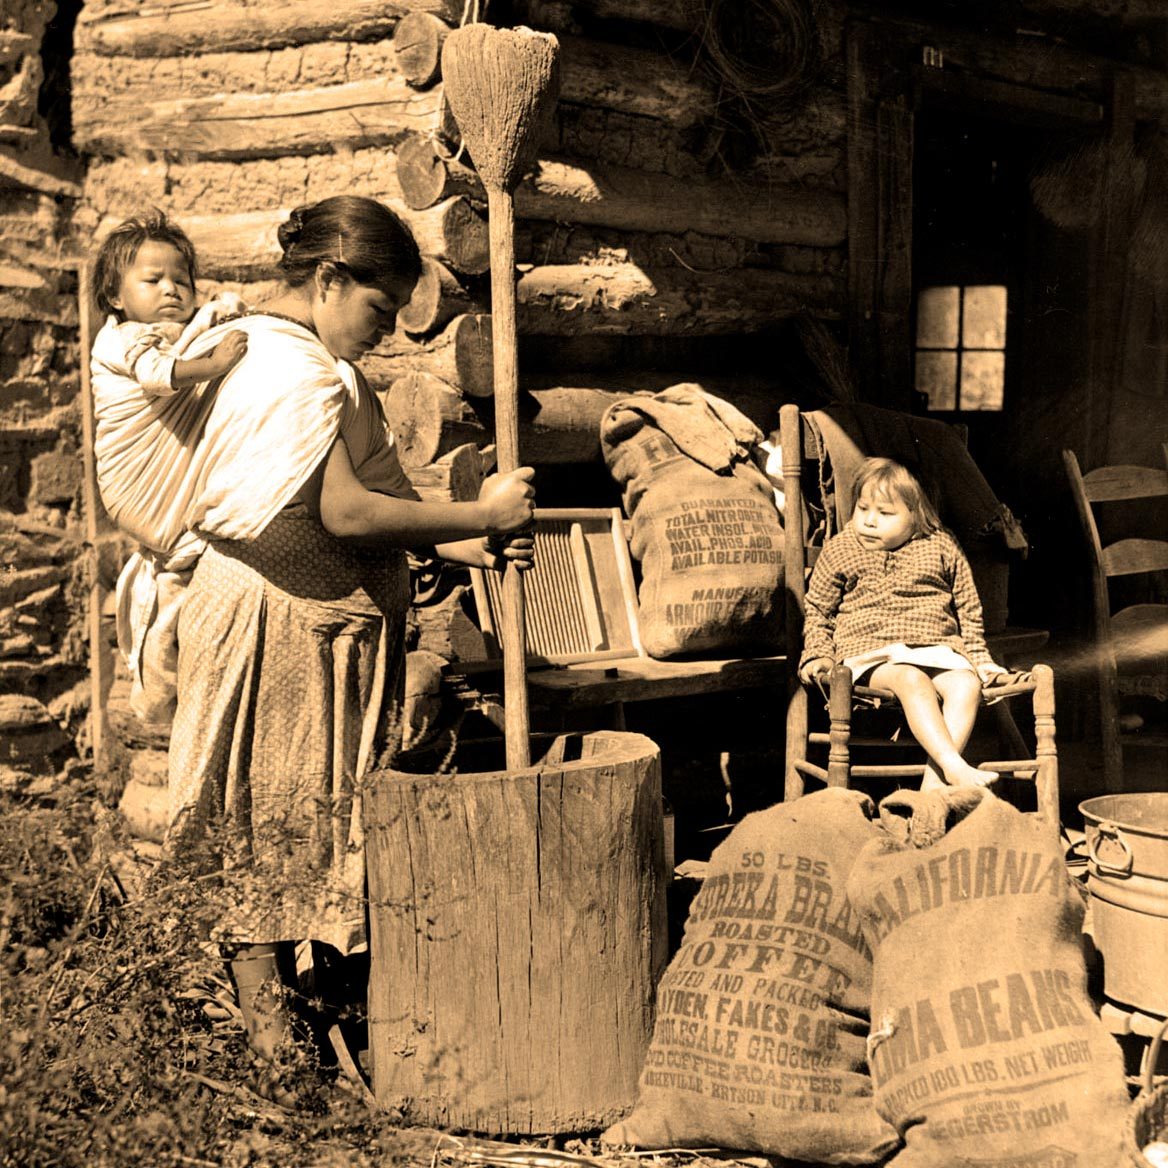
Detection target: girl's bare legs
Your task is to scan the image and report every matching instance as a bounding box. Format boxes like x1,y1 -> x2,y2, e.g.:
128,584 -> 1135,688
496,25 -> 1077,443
867,663 -> 997,789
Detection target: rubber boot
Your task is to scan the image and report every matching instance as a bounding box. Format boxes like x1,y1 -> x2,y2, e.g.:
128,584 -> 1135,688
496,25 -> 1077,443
228,942 -> 296,1061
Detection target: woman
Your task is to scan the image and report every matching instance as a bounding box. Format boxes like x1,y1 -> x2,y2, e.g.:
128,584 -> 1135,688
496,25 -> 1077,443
163,196 -> 535,1077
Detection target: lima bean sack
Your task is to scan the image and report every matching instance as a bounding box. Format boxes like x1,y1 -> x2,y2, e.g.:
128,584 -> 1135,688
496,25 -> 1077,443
846,790 -> 1130,1168
602,788 -> 901,1165
601,401 -> 784,659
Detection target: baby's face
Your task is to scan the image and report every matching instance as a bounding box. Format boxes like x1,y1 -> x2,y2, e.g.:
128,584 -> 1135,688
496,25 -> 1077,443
111,240 -> 195,324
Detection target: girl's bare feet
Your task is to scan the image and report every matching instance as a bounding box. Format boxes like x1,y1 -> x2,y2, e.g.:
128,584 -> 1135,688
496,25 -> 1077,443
943,759 -> 998,788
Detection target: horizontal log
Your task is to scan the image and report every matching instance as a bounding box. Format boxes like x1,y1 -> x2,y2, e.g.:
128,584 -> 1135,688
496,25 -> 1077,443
754,90 -> 848,156
380,373 -> 788,467
75,75 -> 443,161
366,314 -> 494,397
77,0 -> 464,57
397,256 -> 479,335
519,159 -> 845,246
398,145 -> 847,246
517,263 -> 842,335
515,0 -> 700,32
746,148 -> 846,190
0,143 -> 83,198
557,34 -> 714,128
0,32 -> 35,64
128,197 -> 488,279
74,37 -> 401,105
393,11 -> 450,88
73,32 -> 714,162
200,278 -> 284,307
84,150 -> 406,219
516,220 -> 752,271
550,102 -> 711,178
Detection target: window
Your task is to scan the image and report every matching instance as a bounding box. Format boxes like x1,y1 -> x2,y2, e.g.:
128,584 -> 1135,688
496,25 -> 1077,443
914,284 -> 1007,411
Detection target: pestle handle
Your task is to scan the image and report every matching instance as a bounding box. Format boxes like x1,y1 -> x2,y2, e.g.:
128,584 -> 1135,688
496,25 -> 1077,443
487,187 -> 531,771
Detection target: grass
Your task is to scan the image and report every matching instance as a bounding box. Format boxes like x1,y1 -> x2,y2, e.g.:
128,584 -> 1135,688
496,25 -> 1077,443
0,768 -> 446,1168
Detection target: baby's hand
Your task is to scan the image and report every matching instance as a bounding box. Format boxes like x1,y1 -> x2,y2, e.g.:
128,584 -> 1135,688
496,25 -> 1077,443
205,330 -> 248,376
799,657 -> 833,685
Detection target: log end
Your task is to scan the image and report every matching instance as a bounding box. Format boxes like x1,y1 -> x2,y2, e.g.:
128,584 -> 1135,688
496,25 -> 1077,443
394,11 -> 450,89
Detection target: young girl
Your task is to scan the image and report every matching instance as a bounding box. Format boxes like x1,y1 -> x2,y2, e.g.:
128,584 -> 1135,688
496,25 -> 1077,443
90,211 -> 248,722
798,457 -> 1007,789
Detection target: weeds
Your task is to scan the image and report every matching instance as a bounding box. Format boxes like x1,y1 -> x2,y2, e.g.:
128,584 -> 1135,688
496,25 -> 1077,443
0,770 -> 425,1168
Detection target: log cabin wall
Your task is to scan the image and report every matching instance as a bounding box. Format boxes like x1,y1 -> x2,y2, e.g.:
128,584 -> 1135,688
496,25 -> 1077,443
1,0 -> 91,780
0,0 -> 1165,778
68,0 -> 854,704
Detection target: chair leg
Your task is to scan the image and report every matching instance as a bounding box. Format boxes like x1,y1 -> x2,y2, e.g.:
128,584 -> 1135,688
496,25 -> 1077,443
1032,663 -> 1060,841
827,664 -> 853,788
785,683 -> 808,802
1098,651 -> 1124,794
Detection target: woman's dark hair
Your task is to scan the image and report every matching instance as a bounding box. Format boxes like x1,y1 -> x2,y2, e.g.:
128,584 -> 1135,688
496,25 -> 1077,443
92,209 -> 198,316
276,195 -> 422,292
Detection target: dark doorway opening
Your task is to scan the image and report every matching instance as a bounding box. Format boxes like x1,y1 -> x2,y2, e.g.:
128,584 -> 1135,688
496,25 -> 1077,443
911,100 -> 1095,639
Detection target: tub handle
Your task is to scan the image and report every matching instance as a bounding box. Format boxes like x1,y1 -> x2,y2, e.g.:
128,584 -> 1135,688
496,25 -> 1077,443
1141,1018 -> 1168,1098
1087,820 -> 1134,877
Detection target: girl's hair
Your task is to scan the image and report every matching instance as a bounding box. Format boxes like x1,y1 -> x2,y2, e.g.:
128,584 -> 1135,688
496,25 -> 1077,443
92,210 -> 198,316
276,195 -> 422,292
853,456 -> 942,536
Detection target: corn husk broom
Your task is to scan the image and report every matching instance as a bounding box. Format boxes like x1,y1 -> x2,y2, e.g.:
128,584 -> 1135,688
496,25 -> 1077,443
441,23 -> 560,771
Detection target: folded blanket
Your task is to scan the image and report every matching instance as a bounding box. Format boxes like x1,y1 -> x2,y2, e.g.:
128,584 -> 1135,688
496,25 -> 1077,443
805,404 -> 1027,552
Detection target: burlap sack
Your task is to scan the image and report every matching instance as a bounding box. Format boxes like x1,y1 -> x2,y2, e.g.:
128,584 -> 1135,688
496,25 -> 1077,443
601,407 -> 784,659
603,788 -> 901,1165
847,789 -> 1130,1168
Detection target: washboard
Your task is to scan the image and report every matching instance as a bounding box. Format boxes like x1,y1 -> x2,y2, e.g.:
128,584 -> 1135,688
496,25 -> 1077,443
469,507 -> 642,667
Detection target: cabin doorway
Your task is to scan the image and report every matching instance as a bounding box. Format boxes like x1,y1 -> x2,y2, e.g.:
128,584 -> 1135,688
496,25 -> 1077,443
910,102 -> 1096,634
846,18 -> 1138,643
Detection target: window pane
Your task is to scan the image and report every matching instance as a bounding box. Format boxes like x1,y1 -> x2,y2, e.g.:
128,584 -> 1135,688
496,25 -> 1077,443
917,350 -> 958,410
961,351 -> 1005,410
962,285 -> 1007,349
916,286 -> 960,348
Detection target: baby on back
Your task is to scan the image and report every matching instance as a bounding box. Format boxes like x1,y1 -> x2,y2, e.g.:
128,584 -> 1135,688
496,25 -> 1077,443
90,210 -> 249,723
91,211 -> 247,553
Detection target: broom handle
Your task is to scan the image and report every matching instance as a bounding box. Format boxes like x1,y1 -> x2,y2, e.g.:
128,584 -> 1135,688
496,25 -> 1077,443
487,186 -> 531,771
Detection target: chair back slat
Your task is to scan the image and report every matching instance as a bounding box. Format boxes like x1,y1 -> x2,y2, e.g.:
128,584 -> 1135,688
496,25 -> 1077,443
1079,464 -> 1168,503
1100,538 -> 1168,578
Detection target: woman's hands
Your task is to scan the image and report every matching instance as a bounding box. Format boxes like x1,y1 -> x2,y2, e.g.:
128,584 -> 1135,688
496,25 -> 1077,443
433,531 -> 534,572
482,532 -> 535,572
476,468 -> 536,534
799,657 -> 833,685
